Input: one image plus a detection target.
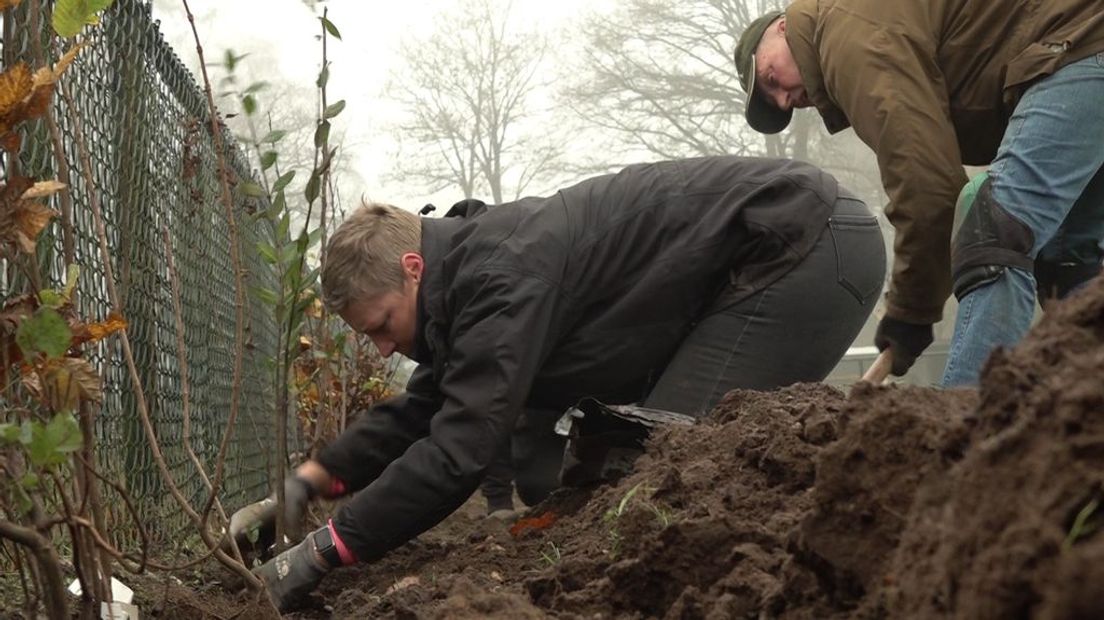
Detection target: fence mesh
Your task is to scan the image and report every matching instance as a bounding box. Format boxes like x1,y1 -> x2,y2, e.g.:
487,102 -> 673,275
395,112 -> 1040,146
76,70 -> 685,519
2,0 -> 282,548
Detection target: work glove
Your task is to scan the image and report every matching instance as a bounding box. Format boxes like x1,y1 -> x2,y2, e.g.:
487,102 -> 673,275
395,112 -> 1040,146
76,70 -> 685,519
227,477 -> 316,560
874,316 -> 934,376
254,526 -> 332,612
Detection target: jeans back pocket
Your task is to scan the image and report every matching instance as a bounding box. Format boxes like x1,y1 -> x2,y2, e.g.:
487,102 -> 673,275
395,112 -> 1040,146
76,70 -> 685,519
828,212 -> 886,304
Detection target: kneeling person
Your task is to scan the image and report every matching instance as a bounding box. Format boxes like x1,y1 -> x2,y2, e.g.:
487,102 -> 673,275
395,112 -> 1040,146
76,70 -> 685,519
249,156 -> 885,609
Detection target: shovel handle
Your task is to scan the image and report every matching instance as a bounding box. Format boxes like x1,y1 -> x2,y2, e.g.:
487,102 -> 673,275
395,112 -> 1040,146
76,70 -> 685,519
861,349 -> 893,385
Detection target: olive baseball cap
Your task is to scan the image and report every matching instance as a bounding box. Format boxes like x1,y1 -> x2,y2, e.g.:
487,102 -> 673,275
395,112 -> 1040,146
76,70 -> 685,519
733,10 -> 791,134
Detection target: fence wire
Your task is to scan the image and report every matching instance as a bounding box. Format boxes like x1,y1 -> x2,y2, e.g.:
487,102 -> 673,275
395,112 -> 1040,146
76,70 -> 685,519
2,0 -> 282,549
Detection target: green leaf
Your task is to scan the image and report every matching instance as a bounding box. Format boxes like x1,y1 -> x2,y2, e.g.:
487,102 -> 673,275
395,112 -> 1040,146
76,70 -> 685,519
52,0 -> 116,37
302,267 -> 320,288
266,192 -> 287,220
314,121 -> 331,148
251,286 -> 280,307
284,260 -> 303,290
38,290 -> 65,309
16,308 -> 72,359
39,264 -> 79,309
260,129 -> 288,144
237,182 -> 266,198
272,170 -> 296,194
279,243 -> 300,266
0,423 -> 20,443
20,472 -> 40,490
256,240 -> 279,264
320,17 -> 342,40
316,65 -> 329,89
63,265 -> 80,299
28,412 -> 82,467
242,94 -> 257,116
223,49 -> 249,72
277,213 -> 291,241
294,294 -> 317,316
49,412 -> 82,454
308,227 -> 323,249
304,171 -> 321,204
13,486 -> 32,516
323,100 -> 346,119
260,151 -> 278,170
245,81 -> 269,94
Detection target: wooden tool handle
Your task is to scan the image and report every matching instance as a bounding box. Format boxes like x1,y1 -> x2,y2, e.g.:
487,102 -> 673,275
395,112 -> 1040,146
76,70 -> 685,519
861,349 -> 893,385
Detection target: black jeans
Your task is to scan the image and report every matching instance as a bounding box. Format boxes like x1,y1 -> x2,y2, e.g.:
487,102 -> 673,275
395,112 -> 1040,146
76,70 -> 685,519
644,194 -> 885,413
488,195 -> 885,505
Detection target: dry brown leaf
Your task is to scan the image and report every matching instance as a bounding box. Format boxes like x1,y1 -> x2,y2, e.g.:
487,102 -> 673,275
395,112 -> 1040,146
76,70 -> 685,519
1,131 -> 21,153
13,201 -> 58,253
0,45 -> 84,136
0,63 -> 31,117
44,362 -> 79,411
62,357 -> 102,404
0,0 -> 25,11
78,311 -> 126,339
21,180 -> 67,200
384,576 -> 420,595
35,357 -> 102,411
305,297 -> 324,319
0,176 -> 36,251
20,364 -> 43,399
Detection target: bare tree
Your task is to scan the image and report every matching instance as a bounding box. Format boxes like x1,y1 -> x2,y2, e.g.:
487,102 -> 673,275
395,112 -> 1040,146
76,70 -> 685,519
387,0 -> 566,204
564,0 -> 884,207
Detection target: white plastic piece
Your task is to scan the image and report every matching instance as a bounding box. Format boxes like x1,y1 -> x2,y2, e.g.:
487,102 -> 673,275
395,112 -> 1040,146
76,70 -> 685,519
101,601 -> 140,619
66,576 -> 135,604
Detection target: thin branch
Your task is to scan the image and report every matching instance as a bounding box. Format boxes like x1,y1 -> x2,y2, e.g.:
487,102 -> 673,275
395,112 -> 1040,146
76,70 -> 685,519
180,0 -> 249,528
57,80 -> 261,589
0,521 -> 67,620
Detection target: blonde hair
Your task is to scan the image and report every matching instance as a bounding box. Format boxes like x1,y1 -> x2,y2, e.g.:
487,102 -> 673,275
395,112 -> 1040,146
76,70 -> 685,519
321,201 -> 421,312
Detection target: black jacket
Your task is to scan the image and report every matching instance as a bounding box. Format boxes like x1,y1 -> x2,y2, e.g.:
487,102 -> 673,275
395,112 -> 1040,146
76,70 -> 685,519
317,156 -> 839,559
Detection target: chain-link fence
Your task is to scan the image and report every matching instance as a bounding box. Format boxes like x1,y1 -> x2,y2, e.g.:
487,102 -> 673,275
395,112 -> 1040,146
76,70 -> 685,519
2,0 -> 282,548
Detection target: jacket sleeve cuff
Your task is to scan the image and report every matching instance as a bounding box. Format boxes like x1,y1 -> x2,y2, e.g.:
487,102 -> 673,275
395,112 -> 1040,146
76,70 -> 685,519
324,477 -> 347,498
327,519 -> 358,566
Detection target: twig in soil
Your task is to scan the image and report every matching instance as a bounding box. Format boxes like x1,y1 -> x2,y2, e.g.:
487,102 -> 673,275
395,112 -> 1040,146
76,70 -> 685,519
539,541 -> 562,566
73,453 -> 150,572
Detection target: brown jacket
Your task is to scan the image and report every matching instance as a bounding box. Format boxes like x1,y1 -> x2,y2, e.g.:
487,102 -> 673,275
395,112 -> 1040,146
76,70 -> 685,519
785,0 -> 1104,323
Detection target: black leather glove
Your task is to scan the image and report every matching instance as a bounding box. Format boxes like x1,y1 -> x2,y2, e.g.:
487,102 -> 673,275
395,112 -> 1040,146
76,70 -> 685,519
874,316 -> 934,376
254,526 -> 332,612
227,477 -> 316,559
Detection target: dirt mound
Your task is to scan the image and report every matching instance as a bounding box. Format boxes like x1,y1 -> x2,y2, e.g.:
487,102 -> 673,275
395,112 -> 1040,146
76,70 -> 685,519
883,277 -> 1104,619
525,383 -> 849,619
110,278 -> 1104,618
798,384 -> 976,604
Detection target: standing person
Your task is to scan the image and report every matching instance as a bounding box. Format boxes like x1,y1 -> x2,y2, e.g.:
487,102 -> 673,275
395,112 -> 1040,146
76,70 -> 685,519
238,156 -> 884,610
733,1 -> 1104,386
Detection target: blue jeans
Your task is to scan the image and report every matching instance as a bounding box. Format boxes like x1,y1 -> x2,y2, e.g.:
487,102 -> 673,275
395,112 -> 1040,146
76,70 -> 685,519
943,52 -> 1104,387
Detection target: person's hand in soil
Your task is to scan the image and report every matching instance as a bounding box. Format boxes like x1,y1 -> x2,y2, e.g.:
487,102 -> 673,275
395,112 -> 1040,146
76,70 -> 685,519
254,525 -> 334,612
227,476 -> 318,558
874,316 -> 934,376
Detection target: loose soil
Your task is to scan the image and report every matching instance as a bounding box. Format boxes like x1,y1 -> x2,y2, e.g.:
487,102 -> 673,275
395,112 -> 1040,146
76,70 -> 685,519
39,276 -> 1104,619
